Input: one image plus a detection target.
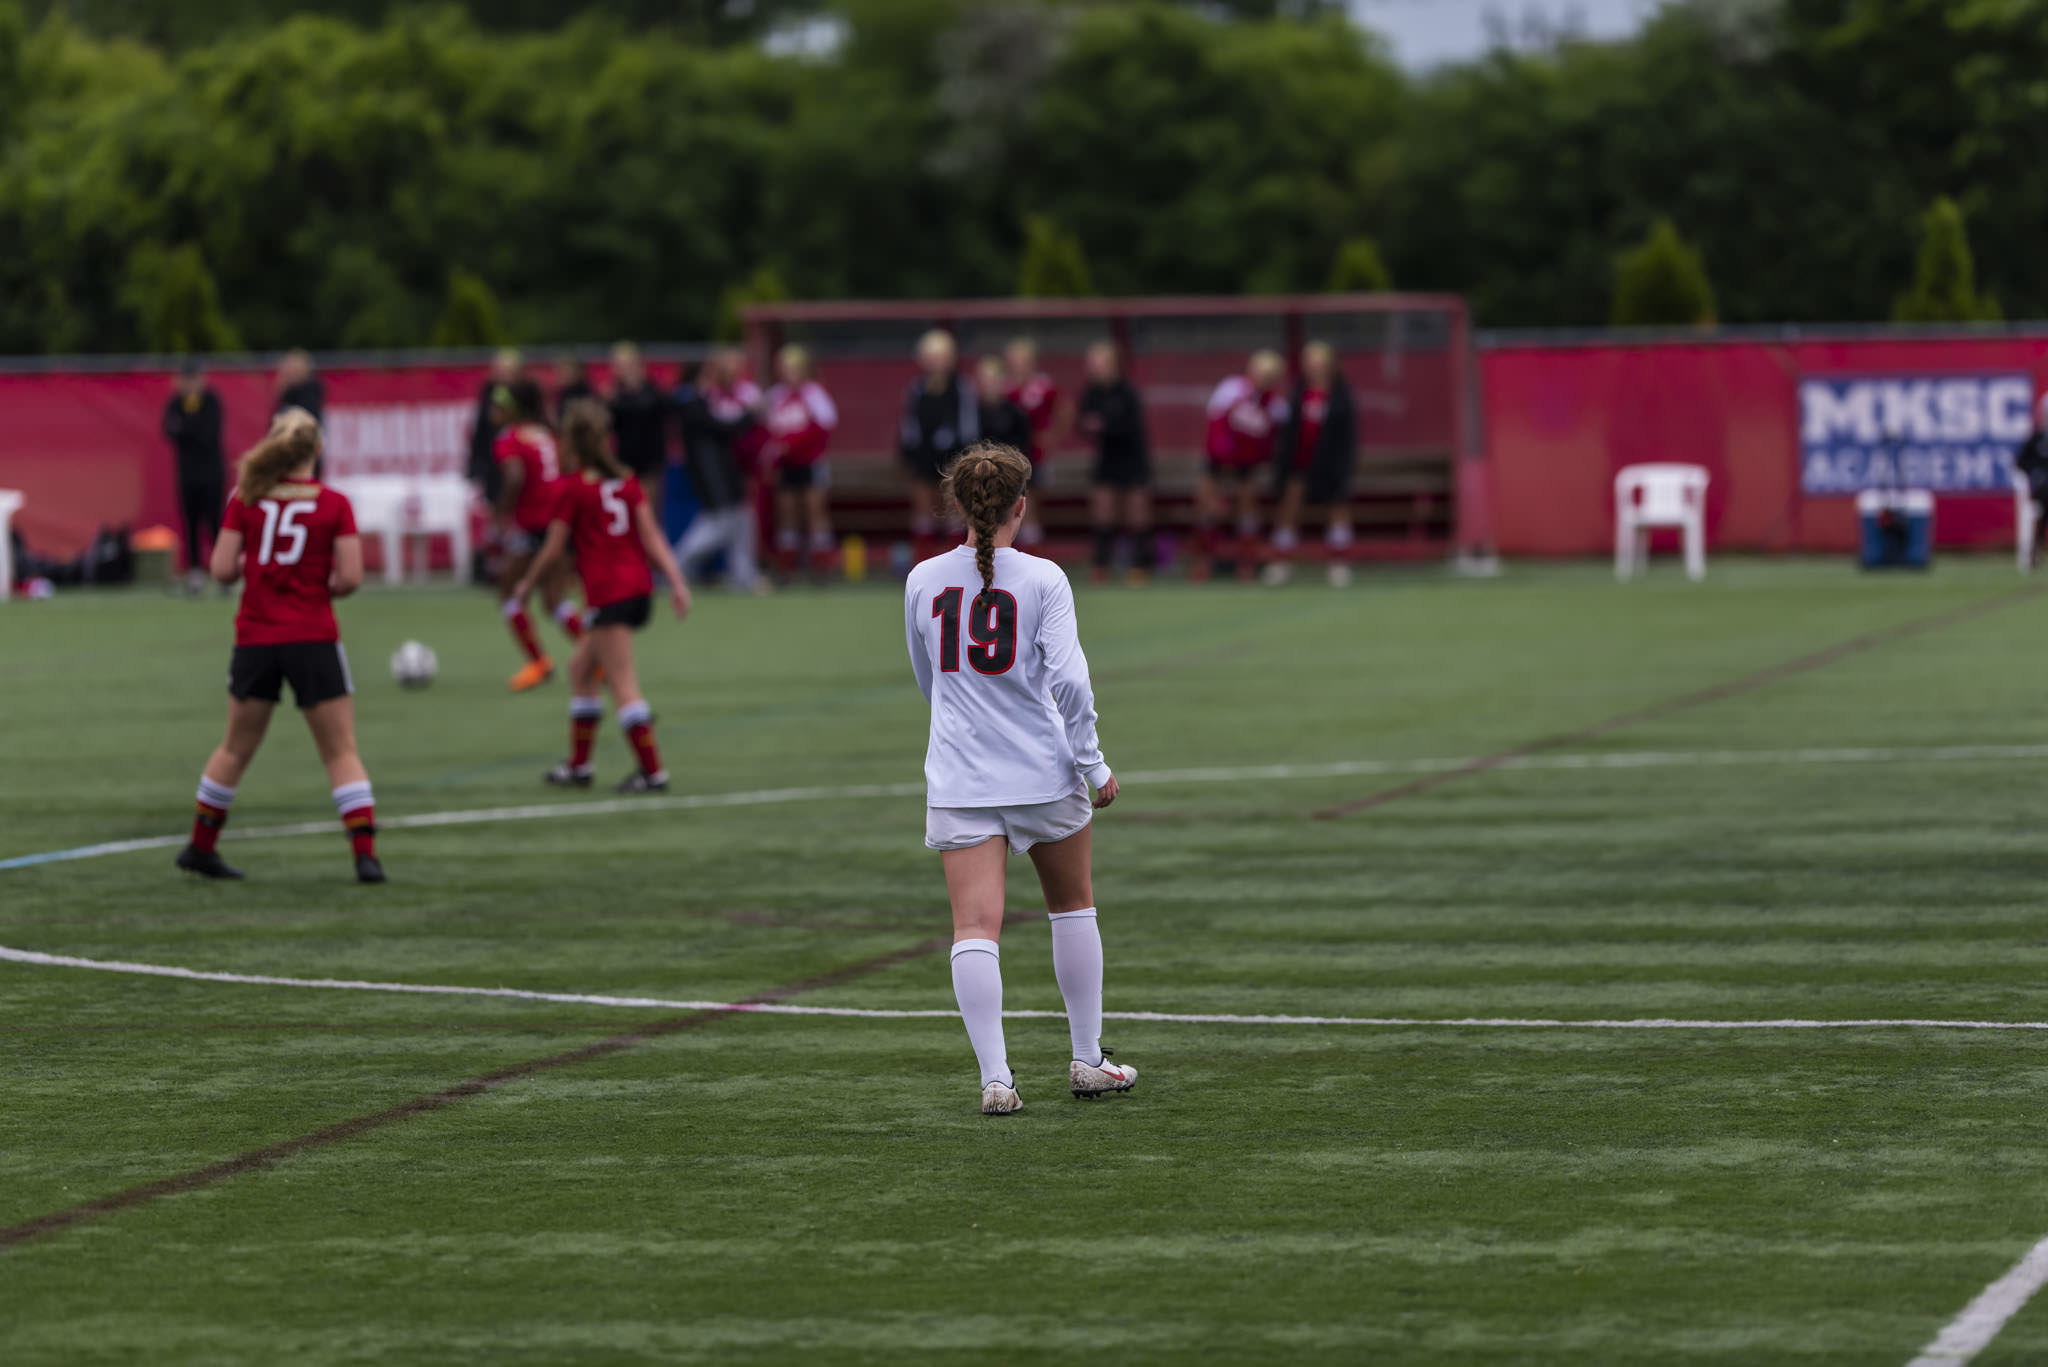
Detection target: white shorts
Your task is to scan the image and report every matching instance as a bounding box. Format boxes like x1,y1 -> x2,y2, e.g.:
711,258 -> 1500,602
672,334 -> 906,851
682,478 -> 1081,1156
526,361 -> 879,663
925,785 -> 1092,855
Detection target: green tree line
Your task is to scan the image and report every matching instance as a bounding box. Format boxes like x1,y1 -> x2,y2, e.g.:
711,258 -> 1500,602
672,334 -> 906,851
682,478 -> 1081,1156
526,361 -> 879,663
0,0 -> 2040,355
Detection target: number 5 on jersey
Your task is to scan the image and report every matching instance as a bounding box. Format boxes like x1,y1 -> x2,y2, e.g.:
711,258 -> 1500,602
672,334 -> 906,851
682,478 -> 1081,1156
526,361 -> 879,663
599,479 -> 631,535
255,499 -> 311,566
932,587 -> 1017,675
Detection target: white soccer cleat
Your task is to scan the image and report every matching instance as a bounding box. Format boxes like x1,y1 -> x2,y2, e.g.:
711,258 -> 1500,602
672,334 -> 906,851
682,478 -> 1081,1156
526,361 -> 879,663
1327,562 -> 1353,588
981,1080 -> 1024,1116
1069,1055 -> 1137,1099
1261,561 -> 1292,587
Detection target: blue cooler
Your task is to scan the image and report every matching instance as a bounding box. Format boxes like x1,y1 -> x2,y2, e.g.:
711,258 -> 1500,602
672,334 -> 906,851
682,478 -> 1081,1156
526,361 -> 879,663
1856,488 -> 1933,570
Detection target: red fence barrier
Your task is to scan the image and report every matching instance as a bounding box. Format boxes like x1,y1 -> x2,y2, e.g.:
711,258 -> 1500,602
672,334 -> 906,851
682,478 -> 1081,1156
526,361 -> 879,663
1481,332 -> 2048,556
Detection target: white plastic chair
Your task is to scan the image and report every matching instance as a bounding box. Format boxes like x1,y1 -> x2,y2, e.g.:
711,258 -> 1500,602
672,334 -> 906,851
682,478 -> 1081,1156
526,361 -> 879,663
1615,464 -> 1709,582
2013,470 -> 2038,574
0,489 -> 21,602
332,476 -> 474,585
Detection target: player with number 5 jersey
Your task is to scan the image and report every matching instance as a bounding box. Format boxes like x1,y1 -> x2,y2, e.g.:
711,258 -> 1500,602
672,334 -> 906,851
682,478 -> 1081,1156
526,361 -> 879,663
516,399 -> 692,794
904,441 -> 1135,1116
174,408 -> 385,885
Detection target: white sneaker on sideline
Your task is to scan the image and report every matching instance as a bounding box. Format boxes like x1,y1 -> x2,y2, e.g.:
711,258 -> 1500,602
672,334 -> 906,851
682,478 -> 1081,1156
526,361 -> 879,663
1261,561 -> 1292,587
982,1080 -> 1023,1115
1069,1056 -> 1138,1098
1327,562 -> 1353,588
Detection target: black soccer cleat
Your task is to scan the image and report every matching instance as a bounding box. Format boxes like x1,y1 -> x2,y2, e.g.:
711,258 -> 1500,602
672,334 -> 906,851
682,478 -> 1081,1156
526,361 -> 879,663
354,853 -> 387,884
543,763 -> 593,788
615,770 -> 668,795
175,844 -> 244,880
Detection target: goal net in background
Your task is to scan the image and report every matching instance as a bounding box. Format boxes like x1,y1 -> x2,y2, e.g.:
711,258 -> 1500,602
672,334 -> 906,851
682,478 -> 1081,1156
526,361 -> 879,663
745,294 -> 1489,564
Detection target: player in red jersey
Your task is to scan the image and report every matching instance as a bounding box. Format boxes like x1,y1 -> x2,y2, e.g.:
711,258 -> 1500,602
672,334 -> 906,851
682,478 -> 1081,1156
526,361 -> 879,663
174,409 -> 384,884
492,376 -> 585,692
1195,350 -> 1288,581
1264,342 -> 1360,588
516,399 -> 692,794
761,345 -> 839,581
1003,337 -> 1060,548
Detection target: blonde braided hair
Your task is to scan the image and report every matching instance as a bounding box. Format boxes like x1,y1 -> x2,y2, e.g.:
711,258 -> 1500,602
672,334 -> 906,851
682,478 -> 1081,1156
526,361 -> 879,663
941,441 -> 1032,608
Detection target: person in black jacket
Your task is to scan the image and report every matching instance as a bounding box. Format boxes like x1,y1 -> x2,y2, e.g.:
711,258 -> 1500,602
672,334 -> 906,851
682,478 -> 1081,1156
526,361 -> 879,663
272,349 -> 324,423
162,359 -> 226,593
467,348 -> 524,505
608,341 -> 669,499
1075,341 -> 1156,585
552,353 -> 595,424
975,356 -> 1033,452
671,356 -> 763,592
898,329 -> 978,560
1265,341 -> 1359,588
2016,398 -> 2048,569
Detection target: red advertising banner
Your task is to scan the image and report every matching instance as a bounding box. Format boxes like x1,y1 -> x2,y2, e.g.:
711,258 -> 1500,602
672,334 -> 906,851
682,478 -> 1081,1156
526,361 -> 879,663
1482,333 -> 2048,556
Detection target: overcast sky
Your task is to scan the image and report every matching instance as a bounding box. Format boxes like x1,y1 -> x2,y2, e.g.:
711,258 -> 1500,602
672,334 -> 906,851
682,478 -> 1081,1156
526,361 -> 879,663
1352,0 -> 1656,68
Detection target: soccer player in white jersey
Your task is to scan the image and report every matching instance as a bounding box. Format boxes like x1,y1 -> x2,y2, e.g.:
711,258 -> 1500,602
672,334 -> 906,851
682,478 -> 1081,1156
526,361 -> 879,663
904,442 -> 1136,1116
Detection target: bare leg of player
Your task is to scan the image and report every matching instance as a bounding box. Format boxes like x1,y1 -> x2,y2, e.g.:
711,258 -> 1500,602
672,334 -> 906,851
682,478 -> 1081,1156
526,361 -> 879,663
594,625 -> 664,793
1264,477 -> 1305,586
774,486 -> 801,580
538,556 -> 586,649
1233,474 -> 1263,582
305,695 -> 382,883
1126,487 -> 1156,582
804,485 -> 835,580
909,481 -> 938,563
177,696 -> 275,880
1192,473 -> 1222,581
1028,823 -> 1135,1098
942,838 -> 1018,1113
498,551 -> 552,691
1088,485 -> 1117,584
549,632 -> 603,789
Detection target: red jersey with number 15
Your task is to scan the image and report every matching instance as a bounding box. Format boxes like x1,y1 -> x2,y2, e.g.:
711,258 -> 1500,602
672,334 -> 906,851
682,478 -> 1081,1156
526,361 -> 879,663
553,471 -> 653,608
496,423 -> 563,533
222,482 -> 357,646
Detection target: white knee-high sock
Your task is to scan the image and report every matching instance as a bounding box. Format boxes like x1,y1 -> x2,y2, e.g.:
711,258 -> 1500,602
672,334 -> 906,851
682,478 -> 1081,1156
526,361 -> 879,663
1048,908 -> 1105,1066
949,938 -> 1010,1088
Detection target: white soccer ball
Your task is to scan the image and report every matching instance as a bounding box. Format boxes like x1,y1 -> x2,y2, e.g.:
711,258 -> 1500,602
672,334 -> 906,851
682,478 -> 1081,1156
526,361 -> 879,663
390,640 -> 438,689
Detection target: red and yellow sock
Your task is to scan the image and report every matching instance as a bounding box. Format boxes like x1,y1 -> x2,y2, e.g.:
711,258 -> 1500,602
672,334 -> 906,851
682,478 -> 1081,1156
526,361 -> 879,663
333,781 -> 376,858
503,600 -> 545,662
618,699 -> 664,779
569,697 -> 602,771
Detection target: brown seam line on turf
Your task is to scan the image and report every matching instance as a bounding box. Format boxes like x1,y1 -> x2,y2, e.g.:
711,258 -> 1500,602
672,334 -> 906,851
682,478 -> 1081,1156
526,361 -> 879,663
0,929 -> 961,1251
1314,582 -> 2046,821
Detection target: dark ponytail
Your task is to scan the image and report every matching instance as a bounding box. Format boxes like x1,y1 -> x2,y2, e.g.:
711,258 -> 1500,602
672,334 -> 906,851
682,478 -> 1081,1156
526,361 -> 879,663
941,441 -> 1033,607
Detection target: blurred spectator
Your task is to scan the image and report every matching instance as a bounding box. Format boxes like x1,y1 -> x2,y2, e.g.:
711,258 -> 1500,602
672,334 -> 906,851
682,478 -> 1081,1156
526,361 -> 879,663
2017,396 -> 2048,569
672,355 -> 763,592
273,348 -> 324,423
1002,336 -> 1059,547
898,329 -> 978,561
161,358 -> 225,594
762,345 -> 839,581
552,352 -> 594,424
976,356 -> 1033,456
1076,341 -> 1156,585
607,342 -> 669,498
1197,350 -> 1287,581
1265,342 -> 1358,589
468,347 -> 523,505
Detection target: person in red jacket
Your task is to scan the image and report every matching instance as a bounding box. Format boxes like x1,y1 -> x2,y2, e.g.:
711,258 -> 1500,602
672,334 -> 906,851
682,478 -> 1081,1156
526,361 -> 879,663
492,377 -> 586,692
761,345 -> 839,580
174,409 -> 384,884
517,400 -> 692,794
1003,336 -> 1060,548
1195,350 -> 1287,581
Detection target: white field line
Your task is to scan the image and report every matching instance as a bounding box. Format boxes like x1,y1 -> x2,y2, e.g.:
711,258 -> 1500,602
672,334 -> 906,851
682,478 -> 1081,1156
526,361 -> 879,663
1906,1234 -> 2048,1366
6,743 -> 2048,874
6,945 -> 2048,1032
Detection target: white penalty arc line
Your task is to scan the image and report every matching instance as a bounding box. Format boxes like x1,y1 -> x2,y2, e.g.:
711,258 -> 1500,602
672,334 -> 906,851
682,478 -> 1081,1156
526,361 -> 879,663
1908,1235 -> 2048,1366
7,743 -> 2048,874
7,945 -> 2048,1033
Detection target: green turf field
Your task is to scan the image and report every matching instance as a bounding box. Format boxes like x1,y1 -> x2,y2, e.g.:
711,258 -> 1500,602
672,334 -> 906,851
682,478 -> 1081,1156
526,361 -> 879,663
7,560 -> 2048,1365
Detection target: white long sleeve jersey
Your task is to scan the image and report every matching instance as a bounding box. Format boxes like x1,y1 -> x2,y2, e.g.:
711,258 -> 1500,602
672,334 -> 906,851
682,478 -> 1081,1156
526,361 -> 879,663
905,545 -> 1113,808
